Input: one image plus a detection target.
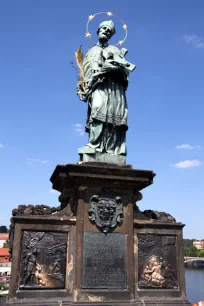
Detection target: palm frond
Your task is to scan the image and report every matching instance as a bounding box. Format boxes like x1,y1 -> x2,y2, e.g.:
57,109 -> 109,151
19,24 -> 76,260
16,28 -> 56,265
75,45 -> 84,67
75,45 -> 85,92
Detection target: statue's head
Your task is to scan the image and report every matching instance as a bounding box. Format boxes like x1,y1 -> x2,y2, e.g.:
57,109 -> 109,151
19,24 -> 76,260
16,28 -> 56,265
97,20 -> 116,43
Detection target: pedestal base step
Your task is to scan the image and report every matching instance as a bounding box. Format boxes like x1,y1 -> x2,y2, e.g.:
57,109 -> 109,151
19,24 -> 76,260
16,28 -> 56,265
6,298 -> 191,306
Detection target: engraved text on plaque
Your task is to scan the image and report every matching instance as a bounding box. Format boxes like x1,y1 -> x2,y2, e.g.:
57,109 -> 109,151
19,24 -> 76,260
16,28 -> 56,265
82,232 -> 127,288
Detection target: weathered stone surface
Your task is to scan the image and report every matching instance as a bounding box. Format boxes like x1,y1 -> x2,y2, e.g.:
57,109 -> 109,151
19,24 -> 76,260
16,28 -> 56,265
50,162 -> 156,192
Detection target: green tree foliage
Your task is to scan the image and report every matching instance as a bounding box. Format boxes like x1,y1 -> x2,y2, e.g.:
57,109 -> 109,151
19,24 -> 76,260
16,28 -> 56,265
183,239 -> 204,257
198,250 -> 204,257
184,246 -> 199,257
183,239 -> 194,249
3,240 -> 9,248
184,248 -> 191,256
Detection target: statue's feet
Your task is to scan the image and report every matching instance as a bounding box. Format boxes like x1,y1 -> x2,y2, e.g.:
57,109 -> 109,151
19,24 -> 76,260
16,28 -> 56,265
78,147 -> 126,164
78,145 -> 96,154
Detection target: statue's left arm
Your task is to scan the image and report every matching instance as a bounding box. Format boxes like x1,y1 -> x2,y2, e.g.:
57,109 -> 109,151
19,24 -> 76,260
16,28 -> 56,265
102,46 -> 131,90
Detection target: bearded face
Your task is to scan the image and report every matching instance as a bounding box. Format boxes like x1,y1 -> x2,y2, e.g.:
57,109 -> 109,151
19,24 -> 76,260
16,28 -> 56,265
97,199 -> 116,224
98,25 -> 113,42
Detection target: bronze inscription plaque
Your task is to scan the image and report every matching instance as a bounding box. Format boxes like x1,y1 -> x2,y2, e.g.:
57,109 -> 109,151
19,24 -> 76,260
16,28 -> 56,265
82,232 -> 127,288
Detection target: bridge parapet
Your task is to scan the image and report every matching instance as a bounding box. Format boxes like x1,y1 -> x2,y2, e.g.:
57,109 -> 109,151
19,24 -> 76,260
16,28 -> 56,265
184,256 -> 204,263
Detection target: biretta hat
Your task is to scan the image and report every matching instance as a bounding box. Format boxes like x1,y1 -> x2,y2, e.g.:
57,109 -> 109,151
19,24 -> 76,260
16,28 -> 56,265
97,20 -> 116,35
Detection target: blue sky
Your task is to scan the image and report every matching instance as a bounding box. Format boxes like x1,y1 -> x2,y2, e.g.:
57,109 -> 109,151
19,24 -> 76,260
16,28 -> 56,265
0,0 -> 204,238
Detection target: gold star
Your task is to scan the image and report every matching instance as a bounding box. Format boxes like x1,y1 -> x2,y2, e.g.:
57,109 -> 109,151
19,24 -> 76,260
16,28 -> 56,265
85,32 -> 92,39
122,24 -> 128,30
88,15 -> 94,21
118,40 -> 124,46
107,12 -> 113,16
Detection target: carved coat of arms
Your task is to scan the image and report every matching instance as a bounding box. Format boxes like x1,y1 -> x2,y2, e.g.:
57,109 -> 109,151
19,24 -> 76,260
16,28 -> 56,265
88,193 -> 123,233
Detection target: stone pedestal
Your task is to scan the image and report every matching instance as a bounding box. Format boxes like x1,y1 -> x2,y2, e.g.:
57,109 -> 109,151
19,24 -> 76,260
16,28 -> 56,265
6,163 -> 191,306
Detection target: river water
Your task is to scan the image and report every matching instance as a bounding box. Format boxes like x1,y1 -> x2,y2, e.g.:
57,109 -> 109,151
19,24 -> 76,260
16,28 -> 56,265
185,268 -> 204,304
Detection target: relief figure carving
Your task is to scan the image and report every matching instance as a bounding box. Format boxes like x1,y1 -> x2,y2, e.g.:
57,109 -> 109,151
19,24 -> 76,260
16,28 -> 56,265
138,234 -> 178,289
48,257 -> 64,282
141,256 -> 167,288
20,231 -> 67,289
23,248 -> 38,286
35,263 -> 51,287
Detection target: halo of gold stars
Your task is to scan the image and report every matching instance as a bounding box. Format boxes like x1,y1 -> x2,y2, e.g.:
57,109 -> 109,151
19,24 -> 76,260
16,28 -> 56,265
85,11 -> 128,46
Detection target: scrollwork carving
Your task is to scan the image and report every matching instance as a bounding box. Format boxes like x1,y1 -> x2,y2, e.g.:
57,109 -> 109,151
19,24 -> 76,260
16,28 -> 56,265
58,187 -> 76,215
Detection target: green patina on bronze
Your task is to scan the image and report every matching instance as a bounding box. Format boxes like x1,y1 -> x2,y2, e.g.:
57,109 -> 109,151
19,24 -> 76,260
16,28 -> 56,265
77,20 -> 136,164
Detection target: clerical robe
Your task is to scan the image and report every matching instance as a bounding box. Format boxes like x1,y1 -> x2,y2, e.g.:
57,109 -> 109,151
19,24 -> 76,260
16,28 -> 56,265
78,43 -> 129,155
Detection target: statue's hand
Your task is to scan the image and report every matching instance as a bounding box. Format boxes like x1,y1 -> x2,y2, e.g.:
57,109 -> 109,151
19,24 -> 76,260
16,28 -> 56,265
77,81 -> 87,102
78,92 -> 87,102
101,61 -> 119,73
86,72 -> 104,90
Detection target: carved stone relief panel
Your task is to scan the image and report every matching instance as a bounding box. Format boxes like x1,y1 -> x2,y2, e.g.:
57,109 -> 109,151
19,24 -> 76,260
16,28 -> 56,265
19,231 -> 67,289
137,234 -> 178,289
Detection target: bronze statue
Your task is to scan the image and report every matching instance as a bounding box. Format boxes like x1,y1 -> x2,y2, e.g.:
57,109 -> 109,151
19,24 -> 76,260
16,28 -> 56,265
76,14 -> 135,164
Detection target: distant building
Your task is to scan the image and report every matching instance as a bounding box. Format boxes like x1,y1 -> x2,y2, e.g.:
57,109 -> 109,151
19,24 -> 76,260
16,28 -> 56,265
193,240 -> 204,250
0,233 -> 9,248
0,248 -> 11,277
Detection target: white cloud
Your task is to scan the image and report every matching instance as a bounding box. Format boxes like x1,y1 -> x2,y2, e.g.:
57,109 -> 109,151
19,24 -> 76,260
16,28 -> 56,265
26,158 -> 48,165
73,123 -> 84,136
0,143 -> 4,148
183,34 -> 204,49
27,158 -> 41,163
172,160 -> 202,168
49,189 -> 59,193
176,144 -> 201,150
